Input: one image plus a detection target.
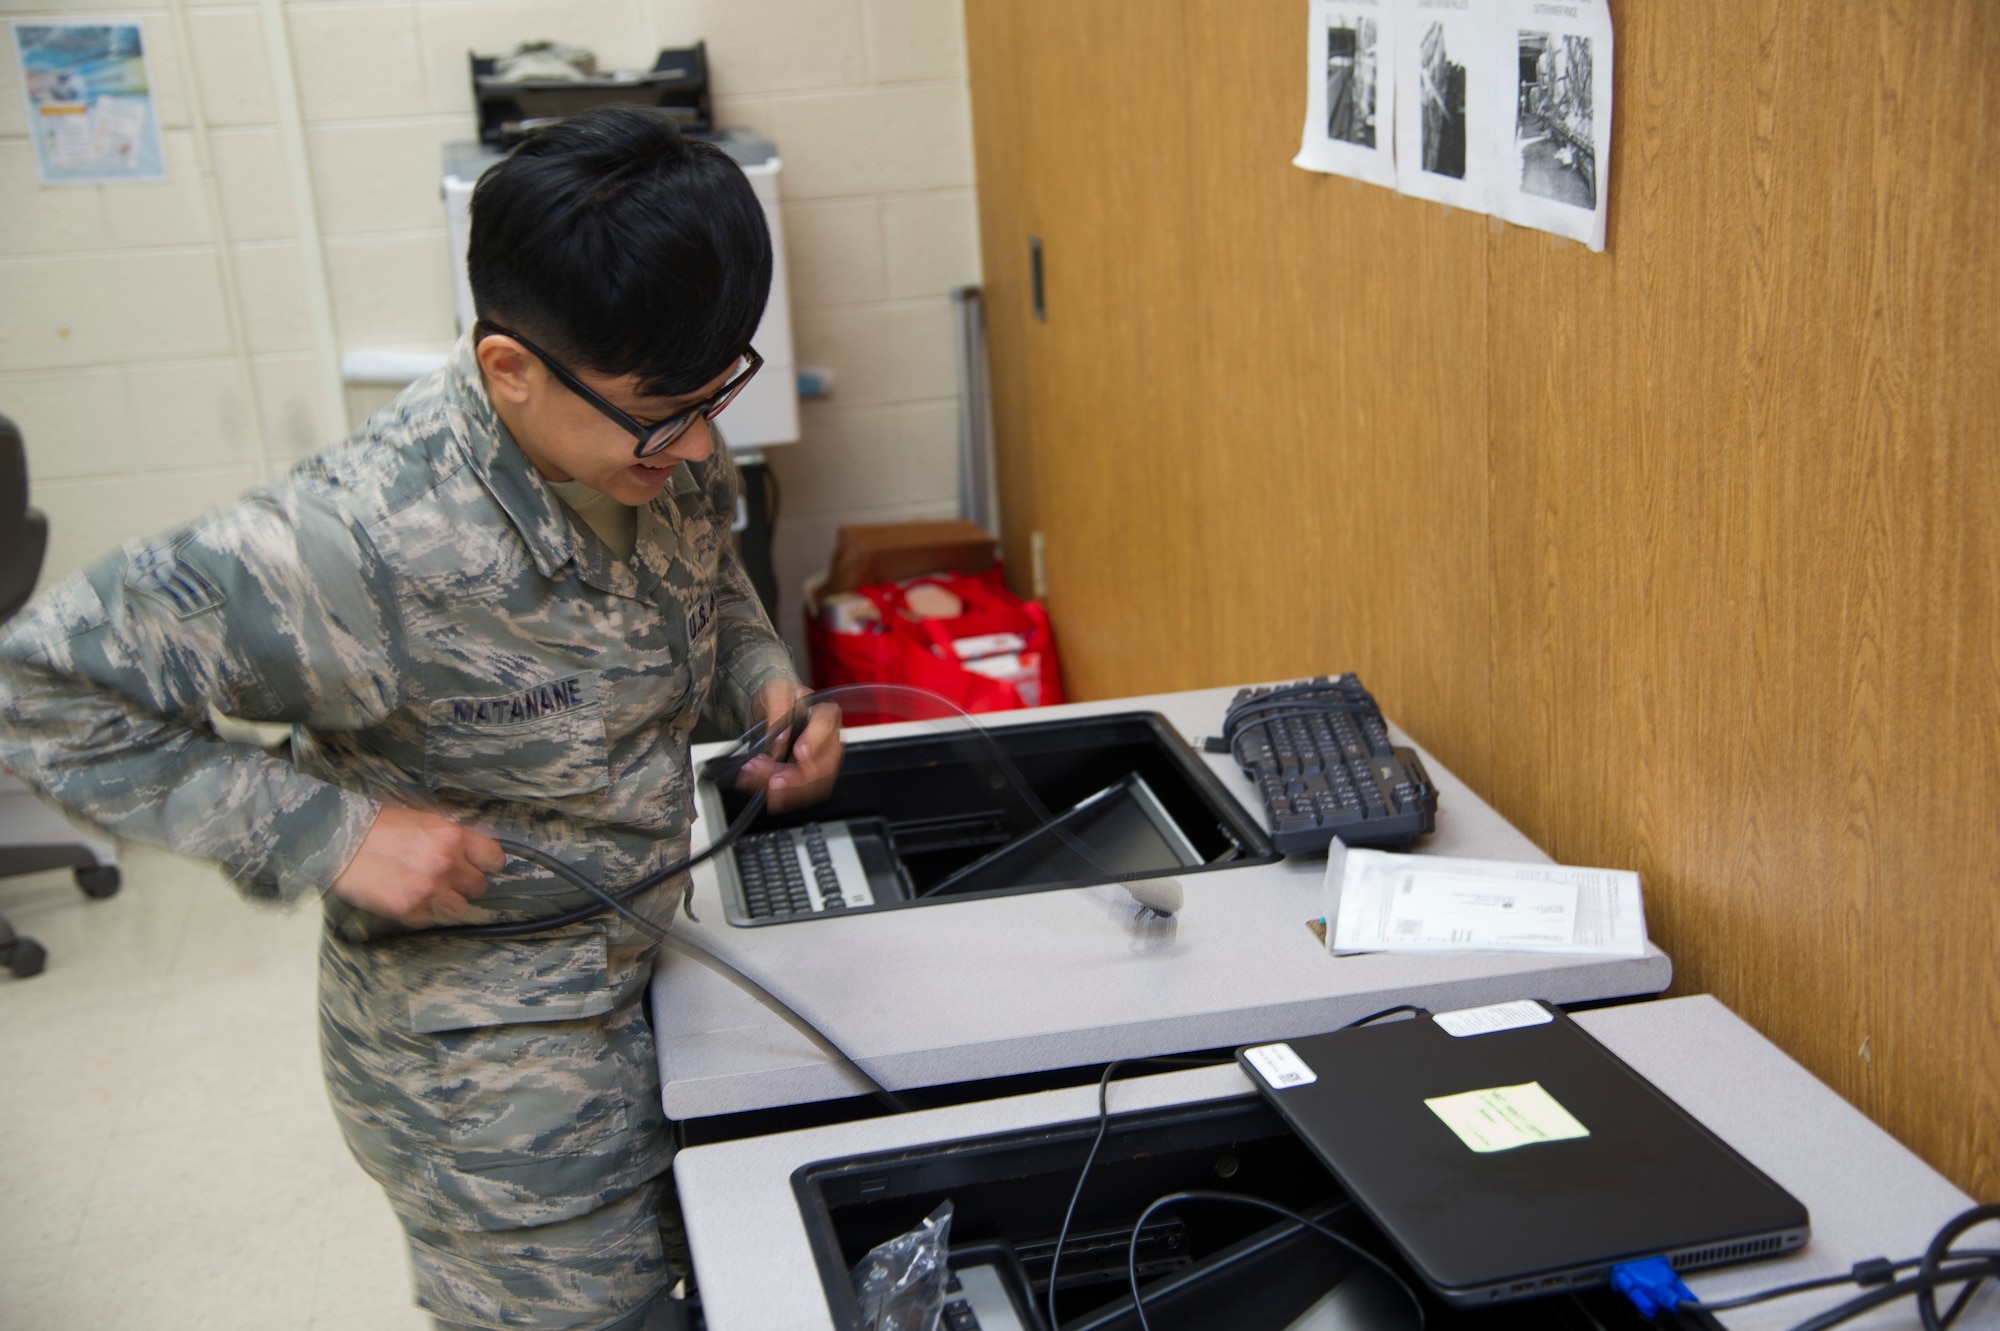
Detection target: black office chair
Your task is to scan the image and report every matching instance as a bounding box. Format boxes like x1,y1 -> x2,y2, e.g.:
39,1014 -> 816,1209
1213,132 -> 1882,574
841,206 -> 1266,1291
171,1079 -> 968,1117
1,413 -> 120,979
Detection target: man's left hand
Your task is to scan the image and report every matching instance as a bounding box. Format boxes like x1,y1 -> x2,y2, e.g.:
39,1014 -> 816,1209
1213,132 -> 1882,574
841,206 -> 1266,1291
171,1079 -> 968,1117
738,678 -> 843,812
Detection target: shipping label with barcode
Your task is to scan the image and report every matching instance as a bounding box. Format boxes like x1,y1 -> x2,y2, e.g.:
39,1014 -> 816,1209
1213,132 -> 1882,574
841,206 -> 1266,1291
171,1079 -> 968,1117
1432,1000 -> 1555,1038
1242,1042 -> 1318,1090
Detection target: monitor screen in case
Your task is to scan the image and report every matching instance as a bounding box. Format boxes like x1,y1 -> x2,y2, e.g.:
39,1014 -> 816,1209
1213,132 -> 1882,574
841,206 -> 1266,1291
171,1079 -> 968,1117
927,772 -> 1203,899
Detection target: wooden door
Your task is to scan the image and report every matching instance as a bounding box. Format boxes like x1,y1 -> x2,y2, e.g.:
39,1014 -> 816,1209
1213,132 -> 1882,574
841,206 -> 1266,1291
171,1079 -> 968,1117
964,0 -> 2000,1202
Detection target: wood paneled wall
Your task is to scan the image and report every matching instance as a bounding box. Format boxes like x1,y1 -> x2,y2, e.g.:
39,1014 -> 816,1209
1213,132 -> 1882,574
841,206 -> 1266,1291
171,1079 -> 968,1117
964,1 -> 2000,1198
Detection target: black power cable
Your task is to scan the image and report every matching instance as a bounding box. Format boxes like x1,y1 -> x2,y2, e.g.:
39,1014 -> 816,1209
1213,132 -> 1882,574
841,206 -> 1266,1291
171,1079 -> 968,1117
420,697 -> 817,939
1918,1205 -> 2000,1331
448,793 -> 765,936
1124,1192 -> 1427,1331
1668,1205 -> 2000,1331
1688,1250 -> 2000,1315
346,695 -> 915,1112
1781,1259 -> 2000,1331
1938,1274 -> 1990,1329
418,683 -> 1186,942
355,682 -> 1217,1128
490,835 -> 912,1116
1042,1056 -> 1232,1331
1044,1004 -> 1426,1331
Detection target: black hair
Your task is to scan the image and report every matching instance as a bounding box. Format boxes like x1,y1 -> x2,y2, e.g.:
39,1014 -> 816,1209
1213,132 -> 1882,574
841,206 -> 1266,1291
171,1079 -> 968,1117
468,105 -> 772,397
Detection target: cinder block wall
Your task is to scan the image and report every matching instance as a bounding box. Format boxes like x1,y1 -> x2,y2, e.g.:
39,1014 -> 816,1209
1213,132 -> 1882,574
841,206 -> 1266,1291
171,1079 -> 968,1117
1,0 -> 980,665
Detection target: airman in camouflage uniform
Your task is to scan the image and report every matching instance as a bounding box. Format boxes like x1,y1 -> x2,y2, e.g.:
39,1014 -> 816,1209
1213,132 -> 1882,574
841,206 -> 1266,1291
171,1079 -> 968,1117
0,108 -> 830,1331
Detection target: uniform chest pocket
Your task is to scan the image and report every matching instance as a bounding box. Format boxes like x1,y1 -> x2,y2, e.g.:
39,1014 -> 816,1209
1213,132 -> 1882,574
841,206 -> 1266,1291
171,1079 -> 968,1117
425,672 -> 610,801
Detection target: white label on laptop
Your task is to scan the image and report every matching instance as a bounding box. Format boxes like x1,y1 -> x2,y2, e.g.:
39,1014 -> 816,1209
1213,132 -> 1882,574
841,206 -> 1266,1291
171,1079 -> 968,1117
1433,1000 -> 1555,1038
1424,1081 -> 1590,1154
1243,1043 -> 1318,1090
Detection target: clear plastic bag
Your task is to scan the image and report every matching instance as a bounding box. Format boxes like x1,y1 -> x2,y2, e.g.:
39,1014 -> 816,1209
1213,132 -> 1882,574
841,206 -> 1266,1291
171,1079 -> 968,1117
850,1199 -> 954,1331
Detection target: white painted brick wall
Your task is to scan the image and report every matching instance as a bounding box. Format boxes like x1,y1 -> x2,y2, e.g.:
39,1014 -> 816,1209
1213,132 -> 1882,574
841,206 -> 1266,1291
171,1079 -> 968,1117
4,0 -> 983,684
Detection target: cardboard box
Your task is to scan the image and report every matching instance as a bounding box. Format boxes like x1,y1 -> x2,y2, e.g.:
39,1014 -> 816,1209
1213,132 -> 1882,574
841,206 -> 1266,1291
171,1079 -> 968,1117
825,520 -> 998,593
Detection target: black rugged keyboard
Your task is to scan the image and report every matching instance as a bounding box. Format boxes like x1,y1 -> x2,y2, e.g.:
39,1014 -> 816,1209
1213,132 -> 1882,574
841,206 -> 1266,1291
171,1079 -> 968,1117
1211,674 -> 1438,853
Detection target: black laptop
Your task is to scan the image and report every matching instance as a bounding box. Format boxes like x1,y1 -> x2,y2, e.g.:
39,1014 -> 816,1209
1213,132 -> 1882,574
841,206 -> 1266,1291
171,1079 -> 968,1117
1236,1000 -> 1809,1307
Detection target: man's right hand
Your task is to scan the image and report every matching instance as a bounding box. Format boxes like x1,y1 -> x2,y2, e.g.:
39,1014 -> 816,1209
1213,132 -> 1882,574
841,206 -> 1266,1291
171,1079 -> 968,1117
331,805 -> 506,928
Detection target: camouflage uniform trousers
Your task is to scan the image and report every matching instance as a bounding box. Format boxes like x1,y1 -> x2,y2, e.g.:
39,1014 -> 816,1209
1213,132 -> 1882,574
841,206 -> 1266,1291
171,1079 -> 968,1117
319,907 -> 689,1330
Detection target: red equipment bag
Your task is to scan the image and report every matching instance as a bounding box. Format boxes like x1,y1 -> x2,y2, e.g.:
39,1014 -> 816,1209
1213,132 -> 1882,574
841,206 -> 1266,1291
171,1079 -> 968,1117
806,566 -> 1065,723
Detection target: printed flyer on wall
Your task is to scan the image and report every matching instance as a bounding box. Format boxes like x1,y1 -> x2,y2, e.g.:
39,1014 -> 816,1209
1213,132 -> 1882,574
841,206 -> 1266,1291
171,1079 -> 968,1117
1392,0 -> 1500,213
1494,0 -> 1612,250
11,20 -> 167,185
1293,0 -> 1613,251
1293,0 -> 1397,189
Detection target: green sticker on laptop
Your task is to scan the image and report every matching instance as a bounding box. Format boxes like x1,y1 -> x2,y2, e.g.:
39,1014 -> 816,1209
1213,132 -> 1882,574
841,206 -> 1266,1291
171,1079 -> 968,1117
1424,1081 -> 1590,1153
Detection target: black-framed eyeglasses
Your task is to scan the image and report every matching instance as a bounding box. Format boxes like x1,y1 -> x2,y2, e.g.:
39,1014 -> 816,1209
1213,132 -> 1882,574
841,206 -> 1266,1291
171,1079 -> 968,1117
478,323 -> 762,458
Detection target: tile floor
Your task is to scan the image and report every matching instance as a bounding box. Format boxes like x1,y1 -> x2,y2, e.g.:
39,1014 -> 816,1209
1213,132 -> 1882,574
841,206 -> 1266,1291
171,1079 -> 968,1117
0,845 -> 430,1330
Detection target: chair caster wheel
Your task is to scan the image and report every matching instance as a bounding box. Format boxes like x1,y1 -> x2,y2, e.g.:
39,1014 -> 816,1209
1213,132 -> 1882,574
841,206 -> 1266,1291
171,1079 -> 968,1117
76,865 -> 121,898
2,936 -> 47,978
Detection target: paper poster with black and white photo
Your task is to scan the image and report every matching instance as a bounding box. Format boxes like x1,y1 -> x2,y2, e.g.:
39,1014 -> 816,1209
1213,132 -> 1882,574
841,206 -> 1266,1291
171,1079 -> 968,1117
1493,0 -> 1612,249
1393,0 -> 1502,211
1293,0 -> 1397,189
11,20 -> 166,184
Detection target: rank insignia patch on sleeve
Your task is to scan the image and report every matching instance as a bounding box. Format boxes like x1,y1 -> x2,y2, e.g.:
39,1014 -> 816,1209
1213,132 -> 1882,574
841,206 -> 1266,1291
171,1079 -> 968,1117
125,539 -> 225,618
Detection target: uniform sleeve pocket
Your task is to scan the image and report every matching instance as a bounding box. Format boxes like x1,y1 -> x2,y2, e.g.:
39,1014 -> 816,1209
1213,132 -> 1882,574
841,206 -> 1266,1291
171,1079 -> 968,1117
425,671 -> 610,800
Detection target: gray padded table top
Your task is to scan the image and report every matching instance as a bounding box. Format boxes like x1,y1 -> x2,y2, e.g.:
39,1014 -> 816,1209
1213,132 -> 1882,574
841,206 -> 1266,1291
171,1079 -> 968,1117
675,995 -> 1995,1331
649,686 -> 1672,1119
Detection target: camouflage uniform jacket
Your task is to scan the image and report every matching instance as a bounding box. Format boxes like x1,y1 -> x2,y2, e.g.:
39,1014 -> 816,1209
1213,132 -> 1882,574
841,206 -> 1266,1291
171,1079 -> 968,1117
0,332 -> 795,1112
